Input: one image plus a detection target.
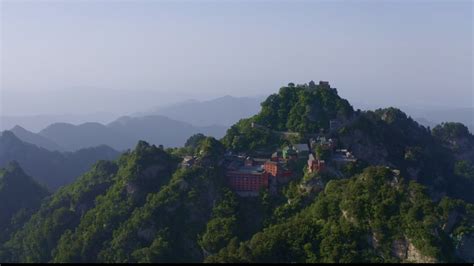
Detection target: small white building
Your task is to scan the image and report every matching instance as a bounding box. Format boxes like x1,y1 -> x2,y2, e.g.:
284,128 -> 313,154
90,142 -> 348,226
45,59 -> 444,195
182,156 -> 196,168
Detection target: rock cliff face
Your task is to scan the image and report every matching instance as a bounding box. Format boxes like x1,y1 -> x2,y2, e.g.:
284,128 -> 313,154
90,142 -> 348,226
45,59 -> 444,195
391,238 -> 437,263
406,242 -> 437,263
299,177 -> 324,194
367,231 -> 381,250
446,208 -> 474,262
338,128 -> 391,167
391,239 -> 407,259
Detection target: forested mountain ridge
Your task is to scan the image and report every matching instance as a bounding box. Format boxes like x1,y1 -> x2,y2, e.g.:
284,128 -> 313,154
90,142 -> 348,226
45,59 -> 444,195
254,81 -> 354,133
0,131 -> 120,190
0,162 -> 49,243
2,139 -> 472,263
0,139 -> 226,262
1,81 -> 473,263
223,81 -> 474,204
222,81 -> 356,153
207,167 -> 474,263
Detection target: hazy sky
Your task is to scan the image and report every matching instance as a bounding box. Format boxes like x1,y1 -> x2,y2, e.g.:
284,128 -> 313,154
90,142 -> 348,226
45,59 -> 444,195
1,0 -> 473,116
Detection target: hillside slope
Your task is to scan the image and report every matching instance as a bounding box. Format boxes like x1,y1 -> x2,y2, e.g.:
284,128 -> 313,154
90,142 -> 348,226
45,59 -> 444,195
9,126 -> 64,152
1,81 -> 473,263
222,81 -> 474,204
0,131 -> 120,190
207,167 -> 474,263
0,162 -> 49,242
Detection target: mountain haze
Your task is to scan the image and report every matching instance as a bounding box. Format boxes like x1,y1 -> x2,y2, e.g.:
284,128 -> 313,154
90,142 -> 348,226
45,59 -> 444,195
147,95 -> 265,127
1,81 -> 473,263
0,131 -> 120,190
39,122 -> 134,152
9,126 -> 65,151
37,115 -> 227,151
0,112 -> 118,132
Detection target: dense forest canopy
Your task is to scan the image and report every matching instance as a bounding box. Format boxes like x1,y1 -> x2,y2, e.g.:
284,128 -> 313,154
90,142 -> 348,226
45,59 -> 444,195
0,162 -> 49,243
1,81 -> 473,263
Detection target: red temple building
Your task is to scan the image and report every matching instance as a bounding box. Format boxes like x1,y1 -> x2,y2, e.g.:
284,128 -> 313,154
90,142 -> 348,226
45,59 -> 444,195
226,157 -> 269,194
227,167 -> 269,193
264,161 -> 280,176
308,154 -> 325,173
264,160 -> 293,183
226,155 -> 295,196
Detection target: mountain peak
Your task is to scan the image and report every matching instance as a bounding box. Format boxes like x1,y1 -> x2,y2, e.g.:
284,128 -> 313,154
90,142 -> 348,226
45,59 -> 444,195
9,125 -> 65,152
1,130 -> 21,142
213,95 -> 236,101
11,125 -> 27,132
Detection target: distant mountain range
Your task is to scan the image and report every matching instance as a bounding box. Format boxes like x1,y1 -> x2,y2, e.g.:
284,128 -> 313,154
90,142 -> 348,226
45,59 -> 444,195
148,95 -> 473,132
3,95 -> 471,154
407,107 -> 474,132
2,82 -> 473,263
38,122 -> 134,152
5,115 -> 227,152
106,115 -> 227,149
10,126 -> 65,152
0,112 -> 118,132
141,95 -> 265,127
0,131 -> 120,190
352,101 -> 474,133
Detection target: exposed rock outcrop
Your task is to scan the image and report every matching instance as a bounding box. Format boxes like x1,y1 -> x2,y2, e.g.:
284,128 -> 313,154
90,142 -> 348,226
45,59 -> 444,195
406,242 -> 436,263
339,129 -> 391,167
391,238 -> 437,263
